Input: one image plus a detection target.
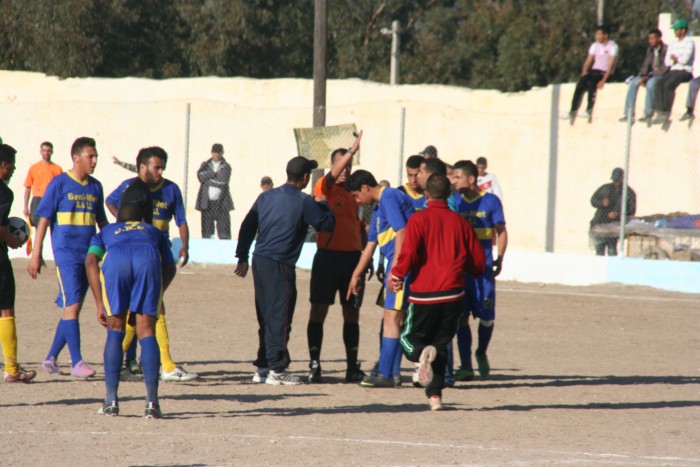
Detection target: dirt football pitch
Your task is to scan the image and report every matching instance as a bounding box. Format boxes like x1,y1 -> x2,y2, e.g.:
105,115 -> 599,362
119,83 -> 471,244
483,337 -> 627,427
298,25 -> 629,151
1,259 -> 698,466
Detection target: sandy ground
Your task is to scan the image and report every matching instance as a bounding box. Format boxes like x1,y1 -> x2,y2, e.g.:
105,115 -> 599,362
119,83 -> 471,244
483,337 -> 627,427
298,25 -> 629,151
1,259 -> 698,466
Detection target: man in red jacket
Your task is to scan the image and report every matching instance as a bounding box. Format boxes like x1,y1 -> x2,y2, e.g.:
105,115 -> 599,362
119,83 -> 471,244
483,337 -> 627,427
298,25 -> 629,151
389,174 -> 485,411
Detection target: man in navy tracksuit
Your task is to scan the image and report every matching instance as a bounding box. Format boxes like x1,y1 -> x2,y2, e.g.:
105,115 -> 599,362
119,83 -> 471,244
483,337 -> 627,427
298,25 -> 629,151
390,174 -> 485,410
235,156 -> 335,385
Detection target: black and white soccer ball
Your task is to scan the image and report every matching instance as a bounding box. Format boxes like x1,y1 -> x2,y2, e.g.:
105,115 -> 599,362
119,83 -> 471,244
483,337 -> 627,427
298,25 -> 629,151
8,217 -> 29,244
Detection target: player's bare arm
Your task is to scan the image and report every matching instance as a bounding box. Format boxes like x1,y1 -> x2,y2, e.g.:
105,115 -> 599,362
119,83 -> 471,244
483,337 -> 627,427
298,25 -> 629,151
346,240 -> 377,300
494,224 -> 508,277
106,203 -> 118,218
390,228 -> 406,270
325,130 -> 362,188
23,187 -> 31,219
178,224 -> 190,267
85,253 -> 108,327
27,217 -> 50,278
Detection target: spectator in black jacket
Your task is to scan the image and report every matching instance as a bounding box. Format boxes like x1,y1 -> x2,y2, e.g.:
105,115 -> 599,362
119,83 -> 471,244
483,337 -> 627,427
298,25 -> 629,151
590,168 -> 636,256
195,143 -> 234,239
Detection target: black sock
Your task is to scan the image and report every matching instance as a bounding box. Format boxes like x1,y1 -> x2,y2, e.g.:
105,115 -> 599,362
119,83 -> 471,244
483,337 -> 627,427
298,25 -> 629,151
476,323 -> 494,356
343,322 -> 360,369
307,321 -> 323,362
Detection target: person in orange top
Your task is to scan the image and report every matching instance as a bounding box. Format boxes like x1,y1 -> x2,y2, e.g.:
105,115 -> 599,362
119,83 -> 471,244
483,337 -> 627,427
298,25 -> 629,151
23,142 -> 63,227
306,132 -> 368,384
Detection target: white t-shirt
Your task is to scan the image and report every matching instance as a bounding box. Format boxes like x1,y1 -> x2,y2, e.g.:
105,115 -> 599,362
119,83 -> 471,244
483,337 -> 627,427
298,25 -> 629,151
589,40 -> 618,72
477,172 -> 503,200
208,160 -> 223,200
665,36 -> 695,73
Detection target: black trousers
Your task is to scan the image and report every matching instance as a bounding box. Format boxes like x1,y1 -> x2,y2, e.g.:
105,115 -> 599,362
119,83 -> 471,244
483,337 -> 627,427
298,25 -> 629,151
400,298 -> 464,398
29,196 -> 42,227
570,70 -> 605,112
201,199 -> 231,239
252,255 -> 297,372
594,236 -> 618,256
654,70 -> 693,113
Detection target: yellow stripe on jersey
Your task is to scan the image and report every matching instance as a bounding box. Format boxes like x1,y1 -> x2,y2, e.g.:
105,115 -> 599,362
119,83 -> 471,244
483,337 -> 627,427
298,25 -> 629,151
377,226 -> 397,247
153,219 -> 170,231
474,227 -> 494,240
402,184 -> 424,200
57,211 -> 96,226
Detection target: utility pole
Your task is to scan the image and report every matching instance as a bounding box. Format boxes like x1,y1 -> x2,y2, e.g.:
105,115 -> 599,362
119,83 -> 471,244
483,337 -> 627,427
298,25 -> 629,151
596,0 -> 604,25
313,0 -> 327,127
381,20 -> 400,85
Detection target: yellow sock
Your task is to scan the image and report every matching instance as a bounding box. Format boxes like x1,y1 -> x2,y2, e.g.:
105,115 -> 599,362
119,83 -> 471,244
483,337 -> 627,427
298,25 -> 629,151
155,313 -> 176,373
0,317 -> 18,375
122,319 -> 136,354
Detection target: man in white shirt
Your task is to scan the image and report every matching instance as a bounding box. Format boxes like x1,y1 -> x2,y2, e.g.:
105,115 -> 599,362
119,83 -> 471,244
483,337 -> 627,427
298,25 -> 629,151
476,157 -> 502,200
563,25 -> 618,121
652,19 -> 695,124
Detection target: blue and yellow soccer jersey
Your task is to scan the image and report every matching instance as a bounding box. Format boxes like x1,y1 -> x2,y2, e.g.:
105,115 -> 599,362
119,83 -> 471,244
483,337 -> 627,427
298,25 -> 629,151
36,172 -> 107,264
368,186 -> 415,261
397,184 -> 426,212
452,191 -> 505,265
88,222 -> 170,316
107,178 -> 187,238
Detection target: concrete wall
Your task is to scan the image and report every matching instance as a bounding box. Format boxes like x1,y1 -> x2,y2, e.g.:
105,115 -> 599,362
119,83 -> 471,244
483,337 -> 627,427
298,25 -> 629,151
0,70 -> 698,257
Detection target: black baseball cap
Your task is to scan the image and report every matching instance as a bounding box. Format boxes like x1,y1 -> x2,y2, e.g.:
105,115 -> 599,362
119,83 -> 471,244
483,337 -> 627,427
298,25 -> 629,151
286,156 -> 318,177
611,167 -> 624,181
420,145 -> 438,158
211,143 -> 224,153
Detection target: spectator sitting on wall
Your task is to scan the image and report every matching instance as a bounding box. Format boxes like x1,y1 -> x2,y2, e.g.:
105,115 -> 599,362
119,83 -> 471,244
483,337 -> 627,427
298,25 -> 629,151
679,76 -> 700,121
562,25 -> 618,122
589,168 -> 636,257
651,19 -> 695,125
620,29 -> 668,123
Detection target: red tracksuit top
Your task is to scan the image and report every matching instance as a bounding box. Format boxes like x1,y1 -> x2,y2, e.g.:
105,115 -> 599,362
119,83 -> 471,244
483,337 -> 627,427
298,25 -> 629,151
391,200 -> 486,305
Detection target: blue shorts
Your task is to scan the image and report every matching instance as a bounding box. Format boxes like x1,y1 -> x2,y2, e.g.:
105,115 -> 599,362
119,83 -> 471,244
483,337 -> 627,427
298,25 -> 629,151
465,268 -> 495,321
382,263 -> 409,312
101,245 -> 163,317
55,263 -> 89,308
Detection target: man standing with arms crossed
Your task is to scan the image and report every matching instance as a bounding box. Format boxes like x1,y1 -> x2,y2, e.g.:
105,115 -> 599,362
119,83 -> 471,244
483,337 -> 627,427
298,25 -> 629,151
106,147 -> 196,382
28,137 -> 108,378
23,141 -> 63,256
307,134 -> 366,384
235,154 -> 336,385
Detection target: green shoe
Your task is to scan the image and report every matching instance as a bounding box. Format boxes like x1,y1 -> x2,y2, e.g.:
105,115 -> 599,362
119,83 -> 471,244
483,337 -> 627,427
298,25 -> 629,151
475,353 -> 490,377
454,367 -> 475,381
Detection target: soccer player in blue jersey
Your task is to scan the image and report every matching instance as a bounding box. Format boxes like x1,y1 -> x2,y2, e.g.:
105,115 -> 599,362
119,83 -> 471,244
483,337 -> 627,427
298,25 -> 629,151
28,137 -> 108,378
450,160 -> 508,380
0,144 -> 37,384
397,155 -> 426,211
346,170 -> 415,388
86,181 -> 176,418
106,147 -> 197,382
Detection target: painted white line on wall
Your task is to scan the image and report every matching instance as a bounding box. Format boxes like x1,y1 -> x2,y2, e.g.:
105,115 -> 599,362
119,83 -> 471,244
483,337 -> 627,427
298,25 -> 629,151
499,287 -> 700,304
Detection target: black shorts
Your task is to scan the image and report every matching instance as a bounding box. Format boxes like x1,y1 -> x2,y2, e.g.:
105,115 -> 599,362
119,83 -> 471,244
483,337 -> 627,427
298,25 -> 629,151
0,263 -> 15,310
29,197 -> 42,228
310,249 -> 363,307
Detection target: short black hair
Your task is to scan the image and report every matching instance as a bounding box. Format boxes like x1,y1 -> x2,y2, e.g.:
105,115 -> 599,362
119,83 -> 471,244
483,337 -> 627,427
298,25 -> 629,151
71,137 -> 96,156
345,169 -> 378,192
649,28 -> 662,38
330,148 -> 349,163
421,158 -> 447,177
596,25 -> 610,35
476,157 -> 487,166
136,146 -> 168,170
260,176 -> 273,186
0,144 -> 17,165
454,160 -> 478,178
426,174 -> 451,200
406,155 -> 424,170
117,179 -> 153,223
41,141 -> 53,149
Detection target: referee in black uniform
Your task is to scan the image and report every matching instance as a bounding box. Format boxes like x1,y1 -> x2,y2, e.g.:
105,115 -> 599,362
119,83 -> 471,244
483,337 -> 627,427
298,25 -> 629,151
235,156 -> 335,385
